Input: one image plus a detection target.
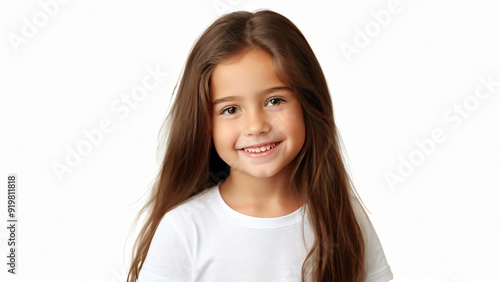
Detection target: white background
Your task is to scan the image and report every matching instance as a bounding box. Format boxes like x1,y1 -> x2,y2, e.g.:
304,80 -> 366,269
1,0 -> 499,281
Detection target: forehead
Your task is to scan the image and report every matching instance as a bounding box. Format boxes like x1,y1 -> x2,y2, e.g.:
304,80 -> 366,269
210,48 -> 285,99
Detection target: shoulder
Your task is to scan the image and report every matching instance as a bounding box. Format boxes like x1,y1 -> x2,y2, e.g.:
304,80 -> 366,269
147,186 -> 218,259
138,188 -> 217,282
159,186 -> 216,227
349,194 -> 394,282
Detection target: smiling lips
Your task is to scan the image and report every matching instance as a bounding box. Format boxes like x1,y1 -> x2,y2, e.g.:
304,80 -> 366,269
241,142 -> 280,153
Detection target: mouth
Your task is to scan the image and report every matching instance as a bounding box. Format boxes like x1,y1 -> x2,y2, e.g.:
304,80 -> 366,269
239,141 -> 282,154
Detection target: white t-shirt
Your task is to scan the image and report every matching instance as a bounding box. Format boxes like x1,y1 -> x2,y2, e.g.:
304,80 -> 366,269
138,181 -> 393,281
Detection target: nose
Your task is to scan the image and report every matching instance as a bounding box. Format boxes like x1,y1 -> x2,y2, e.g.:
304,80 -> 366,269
243,109 -> 271,136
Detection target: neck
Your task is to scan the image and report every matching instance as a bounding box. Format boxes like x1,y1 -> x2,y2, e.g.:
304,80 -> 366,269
219,162 -> 304,217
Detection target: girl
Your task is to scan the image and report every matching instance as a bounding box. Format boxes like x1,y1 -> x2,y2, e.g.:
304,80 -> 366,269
127,9 -> 393,282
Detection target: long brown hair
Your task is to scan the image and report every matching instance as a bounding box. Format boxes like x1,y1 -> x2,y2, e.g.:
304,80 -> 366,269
127,9 -> 369,281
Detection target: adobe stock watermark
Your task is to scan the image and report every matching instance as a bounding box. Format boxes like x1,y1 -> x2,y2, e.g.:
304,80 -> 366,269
385,74 -> 499,191
51,65 -> 169,182
8,0 -> 71,54
442,278 -> 460,282
317,234 -> 340,262
108,266 -> 127,282
340,0 -> 402,63
213,0 -> 243,16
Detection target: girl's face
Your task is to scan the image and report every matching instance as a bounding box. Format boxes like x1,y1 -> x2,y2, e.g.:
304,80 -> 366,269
210,47 -> 305,179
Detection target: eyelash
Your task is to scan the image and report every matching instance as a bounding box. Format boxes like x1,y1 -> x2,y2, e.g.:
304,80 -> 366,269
219,97 -> 287,115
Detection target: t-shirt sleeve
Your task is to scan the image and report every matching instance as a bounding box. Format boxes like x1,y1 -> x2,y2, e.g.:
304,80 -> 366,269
137,212 -> 192,282
350,195 -> 394,282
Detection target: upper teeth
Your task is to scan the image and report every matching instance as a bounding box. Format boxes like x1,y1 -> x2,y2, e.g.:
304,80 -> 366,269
244,142 -> 277,153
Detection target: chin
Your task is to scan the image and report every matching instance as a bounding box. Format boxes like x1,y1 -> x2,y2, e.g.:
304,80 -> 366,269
246,168 -> 281,179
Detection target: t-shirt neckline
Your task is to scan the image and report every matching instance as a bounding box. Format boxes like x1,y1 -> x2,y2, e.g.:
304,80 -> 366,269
210,180 -> 307,229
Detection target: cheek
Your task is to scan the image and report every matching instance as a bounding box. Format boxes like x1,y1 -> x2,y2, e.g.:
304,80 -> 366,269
212,122 -> 237,151
283,109 -> 306,146
290,120 -> 306,145
280,107 -> 305,131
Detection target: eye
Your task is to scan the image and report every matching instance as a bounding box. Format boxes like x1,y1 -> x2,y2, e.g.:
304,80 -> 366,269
219,97 -> 286,115
220,106 -> 241,115
266,97 -> 286,106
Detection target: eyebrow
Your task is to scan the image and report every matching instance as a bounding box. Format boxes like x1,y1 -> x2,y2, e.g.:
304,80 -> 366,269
211,86 -> 292,106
